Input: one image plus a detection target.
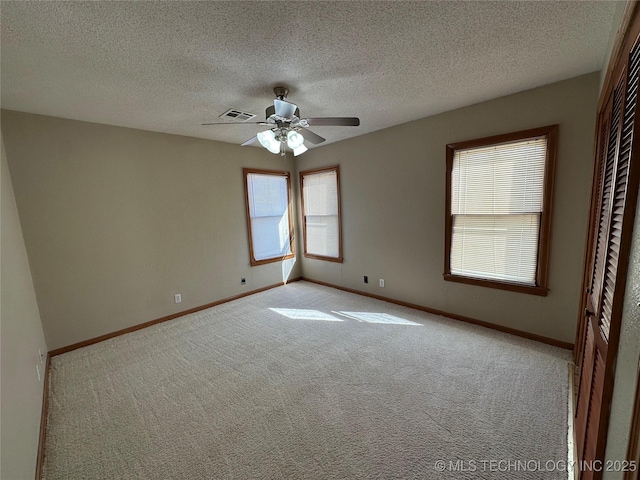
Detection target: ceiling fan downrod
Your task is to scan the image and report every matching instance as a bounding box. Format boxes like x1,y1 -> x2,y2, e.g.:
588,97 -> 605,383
273,86 -> 289,101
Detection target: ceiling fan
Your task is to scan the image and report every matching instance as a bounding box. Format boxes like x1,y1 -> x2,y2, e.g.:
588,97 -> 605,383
202,86 -> 360,156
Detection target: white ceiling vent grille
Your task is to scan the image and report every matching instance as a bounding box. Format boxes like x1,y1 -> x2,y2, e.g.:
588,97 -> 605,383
219,109 -> 257,122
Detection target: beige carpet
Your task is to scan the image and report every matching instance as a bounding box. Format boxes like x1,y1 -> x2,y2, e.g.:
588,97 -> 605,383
43,281 -> 571,479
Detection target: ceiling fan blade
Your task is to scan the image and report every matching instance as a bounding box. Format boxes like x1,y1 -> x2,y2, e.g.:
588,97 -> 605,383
301,129 -> 326,145
241,136 -> 258,146
303,117 -> 360,127
201,121 -> 270,126
200,122 -> 271,126
274,99 -> 297,118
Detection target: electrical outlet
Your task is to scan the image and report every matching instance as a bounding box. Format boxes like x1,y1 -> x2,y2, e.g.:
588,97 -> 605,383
364,276 -> 368,284
36,365 -> 41,382
39,349 -> 45,364
241,277 -> 246,285
379,279 -> 385,287
174,294 -> 182,304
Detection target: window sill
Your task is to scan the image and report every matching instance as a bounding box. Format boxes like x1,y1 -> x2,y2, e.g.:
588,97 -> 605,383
303,253 -> 344,263
443,273 -> 549,296
250,253 -> 295,267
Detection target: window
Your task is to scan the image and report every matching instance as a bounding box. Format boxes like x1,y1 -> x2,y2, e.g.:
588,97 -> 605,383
243,168 -> 295,266
444,125 -> 557,296
300,166 -> 343,262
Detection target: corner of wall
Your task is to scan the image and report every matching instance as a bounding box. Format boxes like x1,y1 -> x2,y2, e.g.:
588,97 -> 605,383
1,127 -> 49,480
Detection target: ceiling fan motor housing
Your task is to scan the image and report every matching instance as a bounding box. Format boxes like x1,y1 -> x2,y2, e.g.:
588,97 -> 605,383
265,105 -> 300,121
273,86 -> 289,100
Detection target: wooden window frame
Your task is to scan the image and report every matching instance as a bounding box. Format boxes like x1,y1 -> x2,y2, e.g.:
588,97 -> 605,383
243,168 -> 295,266
444,125 -> 558,296
299,165 -> 343,263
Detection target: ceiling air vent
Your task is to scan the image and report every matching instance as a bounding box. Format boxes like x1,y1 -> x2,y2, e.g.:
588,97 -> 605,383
219,109 -> 257,122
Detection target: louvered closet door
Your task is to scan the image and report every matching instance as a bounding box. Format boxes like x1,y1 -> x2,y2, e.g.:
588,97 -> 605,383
575,18 -> 640,480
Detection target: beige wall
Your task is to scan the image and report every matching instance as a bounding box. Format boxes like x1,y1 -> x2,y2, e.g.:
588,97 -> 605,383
2,111 -> 301,351
2,74 -> 599,350
1,130 -> 48,479
296,73 -> 600,344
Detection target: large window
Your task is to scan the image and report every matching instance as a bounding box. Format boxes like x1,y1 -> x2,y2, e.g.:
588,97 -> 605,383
444,125 -> 557,296
300,166 -> 343,262
243,168 -> 295,266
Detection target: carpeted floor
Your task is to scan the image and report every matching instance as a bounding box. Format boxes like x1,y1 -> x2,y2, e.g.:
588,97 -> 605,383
42,281 -> 571,479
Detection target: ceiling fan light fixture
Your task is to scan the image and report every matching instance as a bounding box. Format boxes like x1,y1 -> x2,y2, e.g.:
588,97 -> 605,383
286,131 -> 305,149
293,144 -> 308,157
203,87 -> 359,155
257,129 -> 280,154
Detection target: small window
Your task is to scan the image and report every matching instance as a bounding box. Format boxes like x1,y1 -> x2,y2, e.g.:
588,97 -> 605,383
444,125 -> 558,296
300,166 -> 343,262
243,168 -> 295,266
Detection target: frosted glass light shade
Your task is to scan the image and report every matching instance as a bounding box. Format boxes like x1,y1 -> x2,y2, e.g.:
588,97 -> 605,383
287,131 -> 305,149
257,130 -> 280,154
293,144 -> 308,156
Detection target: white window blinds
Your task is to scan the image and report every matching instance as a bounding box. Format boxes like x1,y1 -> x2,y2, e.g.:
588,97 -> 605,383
450,137 -> 547,285
246,173 -> 292,261
302,169 -> 340,259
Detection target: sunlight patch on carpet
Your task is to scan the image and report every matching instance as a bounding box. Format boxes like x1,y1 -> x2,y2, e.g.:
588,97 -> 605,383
269,307 -> 343,321
334,311 -> 423,326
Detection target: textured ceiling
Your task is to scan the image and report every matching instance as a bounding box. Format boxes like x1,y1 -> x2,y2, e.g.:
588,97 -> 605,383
0,1 -> 617,149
